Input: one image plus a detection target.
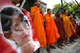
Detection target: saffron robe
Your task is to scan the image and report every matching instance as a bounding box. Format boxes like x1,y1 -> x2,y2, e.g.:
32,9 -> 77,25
62,13 -> 76,38
30,5 -> 46,48
40,11 -> 45,26
45,13 -> 60,45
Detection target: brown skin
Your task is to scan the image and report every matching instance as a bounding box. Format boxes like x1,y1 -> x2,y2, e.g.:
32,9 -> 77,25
65,10 -> 68,15
39,4 -> 42,12
54,11 -> 61,20
35,0 -> 41,7
48,9 -> 52,14
70,14 -> 73,18
53,16 -> 56,20
58,11 -> 62,16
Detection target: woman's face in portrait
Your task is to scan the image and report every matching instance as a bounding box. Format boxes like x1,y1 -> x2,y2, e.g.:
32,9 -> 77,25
11,14 -> 31,46
1,7 -> 37,53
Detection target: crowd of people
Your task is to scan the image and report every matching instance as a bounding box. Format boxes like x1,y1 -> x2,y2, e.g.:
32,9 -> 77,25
0,0 -> 80,53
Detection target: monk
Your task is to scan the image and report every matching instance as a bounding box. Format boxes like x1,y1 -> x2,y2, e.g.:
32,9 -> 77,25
62,10 -> 76,45
45,9 -> 60,53
54,11 -> 66,49
30,0 -> 46,53
69,14 -> 78,42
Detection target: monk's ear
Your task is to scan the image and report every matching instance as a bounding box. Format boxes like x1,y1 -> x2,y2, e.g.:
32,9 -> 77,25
4,31 -> 11,39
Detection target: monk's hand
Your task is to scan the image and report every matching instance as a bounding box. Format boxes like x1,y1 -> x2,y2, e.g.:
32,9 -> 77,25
39,4 -> 42,12
53,16 -> 56,20
19,8 -> 27,14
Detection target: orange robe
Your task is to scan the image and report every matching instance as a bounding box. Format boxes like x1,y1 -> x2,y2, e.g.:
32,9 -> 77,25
62,13 -> 76,38
45,13 -> 60,45
30,5 -> 46,48
40,11 -> 45,26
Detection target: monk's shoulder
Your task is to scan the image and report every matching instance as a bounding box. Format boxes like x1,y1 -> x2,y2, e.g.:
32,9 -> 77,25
45,14 -> 51,21
44,14 -> 48,18
30,6 -> 33,9
31,7 -> 40,14
30,7 -> 34,13
45,14 -> 48,17
31,7 -> 35,12
45,14 -> 47,16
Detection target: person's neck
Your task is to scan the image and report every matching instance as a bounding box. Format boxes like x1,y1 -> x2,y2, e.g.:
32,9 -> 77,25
70,17 -> 72,19
64,13 -> 68,15
48,13 -> 51,15
35,5 -> 39,8
19,41 -> 34,53
56,14 -> 59,17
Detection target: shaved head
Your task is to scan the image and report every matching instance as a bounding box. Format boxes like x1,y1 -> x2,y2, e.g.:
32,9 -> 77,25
34,0 -> 41,7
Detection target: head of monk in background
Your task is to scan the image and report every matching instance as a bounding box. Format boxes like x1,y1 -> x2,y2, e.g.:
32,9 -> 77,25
34,0 -> 41,7
47,9 -> 52,14
10,0 -> 21,5
56,10 -> 62,16
64,9 -> 68,15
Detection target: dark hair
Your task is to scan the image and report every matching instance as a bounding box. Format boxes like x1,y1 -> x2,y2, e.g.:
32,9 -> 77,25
56,10 -> 61,15
1,7 -> 29,32
57,10 -> 61,13
34,0 -> 37,3
47,8 -> 51,13
1,7 -> 14,32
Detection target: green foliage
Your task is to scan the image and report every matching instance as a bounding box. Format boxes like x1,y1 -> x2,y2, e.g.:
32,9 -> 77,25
52,4 -> 61,15
52,2 -> 80,19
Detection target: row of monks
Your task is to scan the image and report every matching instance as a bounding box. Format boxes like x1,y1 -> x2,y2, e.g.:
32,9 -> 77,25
30,0 -> 80,53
